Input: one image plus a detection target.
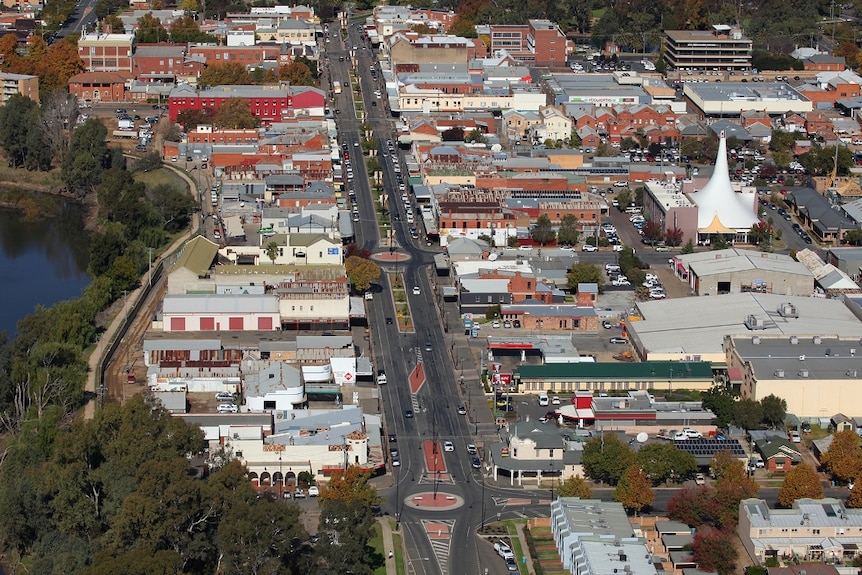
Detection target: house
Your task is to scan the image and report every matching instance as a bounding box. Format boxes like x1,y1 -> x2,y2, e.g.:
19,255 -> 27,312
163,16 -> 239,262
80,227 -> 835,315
166,236 -> 220,294
739,498 -> 862,565
489,421 -> 583,486
536,106 -> 573,142
753,437 -> 802,472
831,413 -> 854,432
219,233 -> 343,266
67,71 -> 128,102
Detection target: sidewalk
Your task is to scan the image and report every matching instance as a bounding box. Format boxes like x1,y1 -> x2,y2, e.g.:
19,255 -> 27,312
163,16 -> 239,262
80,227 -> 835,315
379,517 -> 399,575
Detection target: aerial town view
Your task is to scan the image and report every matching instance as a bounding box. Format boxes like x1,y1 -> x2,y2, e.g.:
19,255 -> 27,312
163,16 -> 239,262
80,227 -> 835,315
6,0 -> 862,573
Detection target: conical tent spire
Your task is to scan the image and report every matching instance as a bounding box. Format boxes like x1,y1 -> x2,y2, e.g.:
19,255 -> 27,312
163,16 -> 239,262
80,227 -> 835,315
690,134 -> 759,231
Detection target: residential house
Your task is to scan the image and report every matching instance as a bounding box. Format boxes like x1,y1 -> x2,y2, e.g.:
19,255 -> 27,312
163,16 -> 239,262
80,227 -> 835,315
753,437 -> 802,472
219,233 -> 342,266
536,106 -> 573,142
489,421 -> 583,486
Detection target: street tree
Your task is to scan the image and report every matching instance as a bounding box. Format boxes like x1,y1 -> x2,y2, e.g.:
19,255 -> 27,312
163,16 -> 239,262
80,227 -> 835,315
760,394 -> 787,428
615,189 -> 633,210
732,399 -> 763,430
279,61 -> 313,86
712,455 -> 759,529
777,463 -> 824,507
642,220 -> 663,244
636,443 -> 697,485
344,256 -> 381,293
556,475 -> 592,498
692,526 -> 738,575
681,239 -> 695,254
613,465 -> 654,515
557,214 -> 579,245
566,262 -> 604,291
848,486 -> 862,508
530,214 -> 556,245
582,434 -> 635,485
667,486 -> 716,528
821,430 -> 862,483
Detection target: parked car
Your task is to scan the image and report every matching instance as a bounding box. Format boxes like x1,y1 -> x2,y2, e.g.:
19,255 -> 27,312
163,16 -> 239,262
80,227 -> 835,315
494,542 -> 514,560
609,337 -> 628,344
602,320 -> 613,329
789,430 -> 801,443
551,395 -> 561,405
682,428 -> 703,439
582,243 -> 598,252
467,443 -> 478,455
215,392 -> 234,401
471,455 -> 482,469
695,473 -> 705,485
457,404 -> 467,415
217,404 -> 238,413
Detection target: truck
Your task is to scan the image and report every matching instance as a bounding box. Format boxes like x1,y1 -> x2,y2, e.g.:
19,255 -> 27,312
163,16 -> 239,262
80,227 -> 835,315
118,118 -> 134,130
332,81 -> 342,95
113,130 -> 138,139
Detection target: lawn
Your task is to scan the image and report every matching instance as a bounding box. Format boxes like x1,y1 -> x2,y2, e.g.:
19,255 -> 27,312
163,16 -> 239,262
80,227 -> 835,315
134,167 -> 187,191
368,521 -> 387,575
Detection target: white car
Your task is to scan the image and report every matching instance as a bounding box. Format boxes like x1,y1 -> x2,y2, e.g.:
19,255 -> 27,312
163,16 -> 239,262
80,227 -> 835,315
412,286 -> 420,295
551,395 -> 561,405
443,441 -> 455,452
492,320 -> 500,328
215,392 -> 234,401
217,403 -> 238,413
582,244 -> 598,252
612,278 -> 631,286
612,244 -> 624,251
682,428 -> 703,439
673,431 -> 687,441
308,485 -> 319,496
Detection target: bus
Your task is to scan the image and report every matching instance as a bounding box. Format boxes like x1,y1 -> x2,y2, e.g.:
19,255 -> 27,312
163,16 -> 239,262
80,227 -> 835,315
333,81 -> 342,95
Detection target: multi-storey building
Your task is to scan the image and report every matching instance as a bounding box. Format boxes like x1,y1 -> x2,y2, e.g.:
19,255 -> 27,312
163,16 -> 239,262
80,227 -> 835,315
78,30 -> 135,73
0,72 -> 38,104
488,20 -> 571,67
664,25 -> 752,71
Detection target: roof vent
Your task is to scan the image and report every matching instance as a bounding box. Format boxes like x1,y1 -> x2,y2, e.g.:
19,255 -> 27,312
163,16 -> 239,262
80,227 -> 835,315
848,370 -> 858,377
790,336 -> 799,345
799,369 -> 809,378
799,355 -> 805,361
813,336 -> 822,345
752,336 -> 761,344
774,369 -> 785,378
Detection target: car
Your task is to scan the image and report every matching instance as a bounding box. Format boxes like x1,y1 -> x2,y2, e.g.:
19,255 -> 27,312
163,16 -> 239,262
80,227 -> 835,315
443,441 -> 455,452
376,370 -> 387,385
215,392 -> 234,401
213,230 -> 221,240
613,244 -> 624,251
551,395 -> 561,405
390,447 -> 399,458
494,542 -> 514,559
391,456 -> 400,467
217,403 -> 238,413
457,404 -> 467,415
611,278 -> 631,286
609,337 -> 628,344
682,428 -> 703,439
308,485 -> 319,496
614,181 -> 628,187
505,558 -> 519,572
293,488 -> 306,499
425,341 -> 432,352
471,455 -> 481,469
388,433 -> 397,443
673,431 -> 687,441
404,409 -> 413,418
115,108 -> 127,114
467,443 -> 478,455
649,291 -> 667,299
602,320 -> 613,329
512,320 -> 521,328
582,243 -> 598,252
412,286 -> 420,295
492,320 -> 500,328
695,473 -> 705,485
801,422 -> 812,433
503,320 -> 512,328
789,430 -> 801,443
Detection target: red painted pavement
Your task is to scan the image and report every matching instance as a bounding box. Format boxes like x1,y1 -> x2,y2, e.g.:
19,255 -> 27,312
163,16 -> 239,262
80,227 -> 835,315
422,441 -> 448,474
410,493 -> 460,509
409,362 -> 425,394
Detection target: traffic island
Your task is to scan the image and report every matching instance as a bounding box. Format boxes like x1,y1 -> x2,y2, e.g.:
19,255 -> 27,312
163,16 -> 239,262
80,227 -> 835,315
403,492 -> 464,511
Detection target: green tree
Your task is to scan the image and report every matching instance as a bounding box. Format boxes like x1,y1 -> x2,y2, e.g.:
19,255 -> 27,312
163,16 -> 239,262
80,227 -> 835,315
692,527 -> 738,575
556,474 -> 592,498
681,238 -> 695,254
135,13 -> 167,43
62,118 -> 109,198
613,465 -> 654,515
582,434 -> 635,485
264,241 -> 279,264
711,233 -> 730,251
777,463 -> 824,507
615,188 -> 632,210
557,214 -> 579,245
344,255 -> 381,293
566,262 -> 604,291
821,430 -> 862,483
636,443 -> 698,485
169,15 -> 212,43
530,214 -> 556,245
0,94 -> 39,167
732,399 -> 763,430
760,394 -> 787,428
213,98 -> 259,129
447,15 -> 477,37
279,60 -> 313,86
701,385 -> 736,429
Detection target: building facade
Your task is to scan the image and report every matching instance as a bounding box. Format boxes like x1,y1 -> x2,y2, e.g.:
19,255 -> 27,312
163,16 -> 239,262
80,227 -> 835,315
664,25 -> 752,71
78,31 -> 135,73
0,72 -> 38,104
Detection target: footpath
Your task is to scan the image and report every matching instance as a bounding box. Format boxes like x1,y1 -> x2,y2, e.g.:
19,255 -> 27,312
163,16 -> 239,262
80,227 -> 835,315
83,165 -> 198,419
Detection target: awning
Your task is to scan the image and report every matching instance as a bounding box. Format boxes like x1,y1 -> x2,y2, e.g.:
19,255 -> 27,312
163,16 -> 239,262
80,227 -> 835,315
699,214 -> 735,234
728,368 -> 743,382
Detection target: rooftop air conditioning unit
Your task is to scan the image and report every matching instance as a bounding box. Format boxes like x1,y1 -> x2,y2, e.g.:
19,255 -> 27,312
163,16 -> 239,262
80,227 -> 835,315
790,336 -> 799,345
799,369 -> 809,377
774,369 -> 785,378
752,336 -> 761,344
813,336 -> 822,345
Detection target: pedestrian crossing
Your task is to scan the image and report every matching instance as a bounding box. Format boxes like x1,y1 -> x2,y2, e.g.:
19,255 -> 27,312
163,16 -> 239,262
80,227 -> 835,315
422,519 -> 454,575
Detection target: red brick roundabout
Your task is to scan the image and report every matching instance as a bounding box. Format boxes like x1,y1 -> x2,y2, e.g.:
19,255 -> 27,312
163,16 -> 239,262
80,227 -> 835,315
403,491 -> 464,511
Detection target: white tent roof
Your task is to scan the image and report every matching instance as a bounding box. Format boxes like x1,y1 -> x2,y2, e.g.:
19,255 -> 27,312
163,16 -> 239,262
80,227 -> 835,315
689,135 -> 760,232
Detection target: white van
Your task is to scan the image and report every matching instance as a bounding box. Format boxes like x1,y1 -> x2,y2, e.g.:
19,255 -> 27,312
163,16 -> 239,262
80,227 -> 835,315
538,393 -> 549,406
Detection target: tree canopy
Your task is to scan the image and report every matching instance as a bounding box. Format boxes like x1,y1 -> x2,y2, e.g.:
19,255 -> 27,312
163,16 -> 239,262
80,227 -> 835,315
556,474 -> 592,498
821,430 -> 862,484
635,443 -> 697,485
613,465 -> 654,515
582,434 -> 635,486
344,256 -> 381,293
777,463 -> 824,507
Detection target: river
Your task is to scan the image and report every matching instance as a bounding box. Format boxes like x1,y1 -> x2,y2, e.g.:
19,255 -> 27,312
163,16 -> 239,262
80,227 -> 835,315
0,202 -> 91,337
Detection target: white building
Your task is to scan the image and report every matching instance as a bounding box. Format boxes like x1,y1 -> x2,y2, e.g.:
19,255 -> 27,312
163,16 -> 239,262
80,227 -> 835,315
220,233 -> 343,266
161,294 -> 281,332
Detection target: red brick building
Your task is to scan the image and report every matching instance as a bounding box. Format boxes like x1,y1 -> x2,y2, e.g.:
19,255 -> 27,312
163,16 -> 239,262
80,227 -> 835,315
133,43 -> 205,82
77,30 -> 134,73
169,84 -> 291,123
187,126 -> 260,145
68,71 -> 129,102
488,19 -> 572,67
187,44 -> 285,67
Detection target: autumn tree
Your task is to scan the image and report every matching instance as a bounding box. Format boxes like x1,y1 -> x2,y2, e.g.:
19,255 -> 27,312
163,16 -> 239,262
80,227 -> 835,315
448,15 -> 477,38
667,486 -> 716,527
556,474 -> 592,498
169,15 -> 212,43
176,108 -> 215,130
613,465 -> 654,515
582,434 -> 635,486
344,255 -> 381,293
821,430 -> 862,484
198,62 -> 251,88
777,463 -> 824,507
636,443 -> 697,485
712,453 -> 759,528
848,486 -> 862,508
213,98 -> 259,130
692,526 -> 738,575
279,60 -> 314,86
135,13 -> 168,43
